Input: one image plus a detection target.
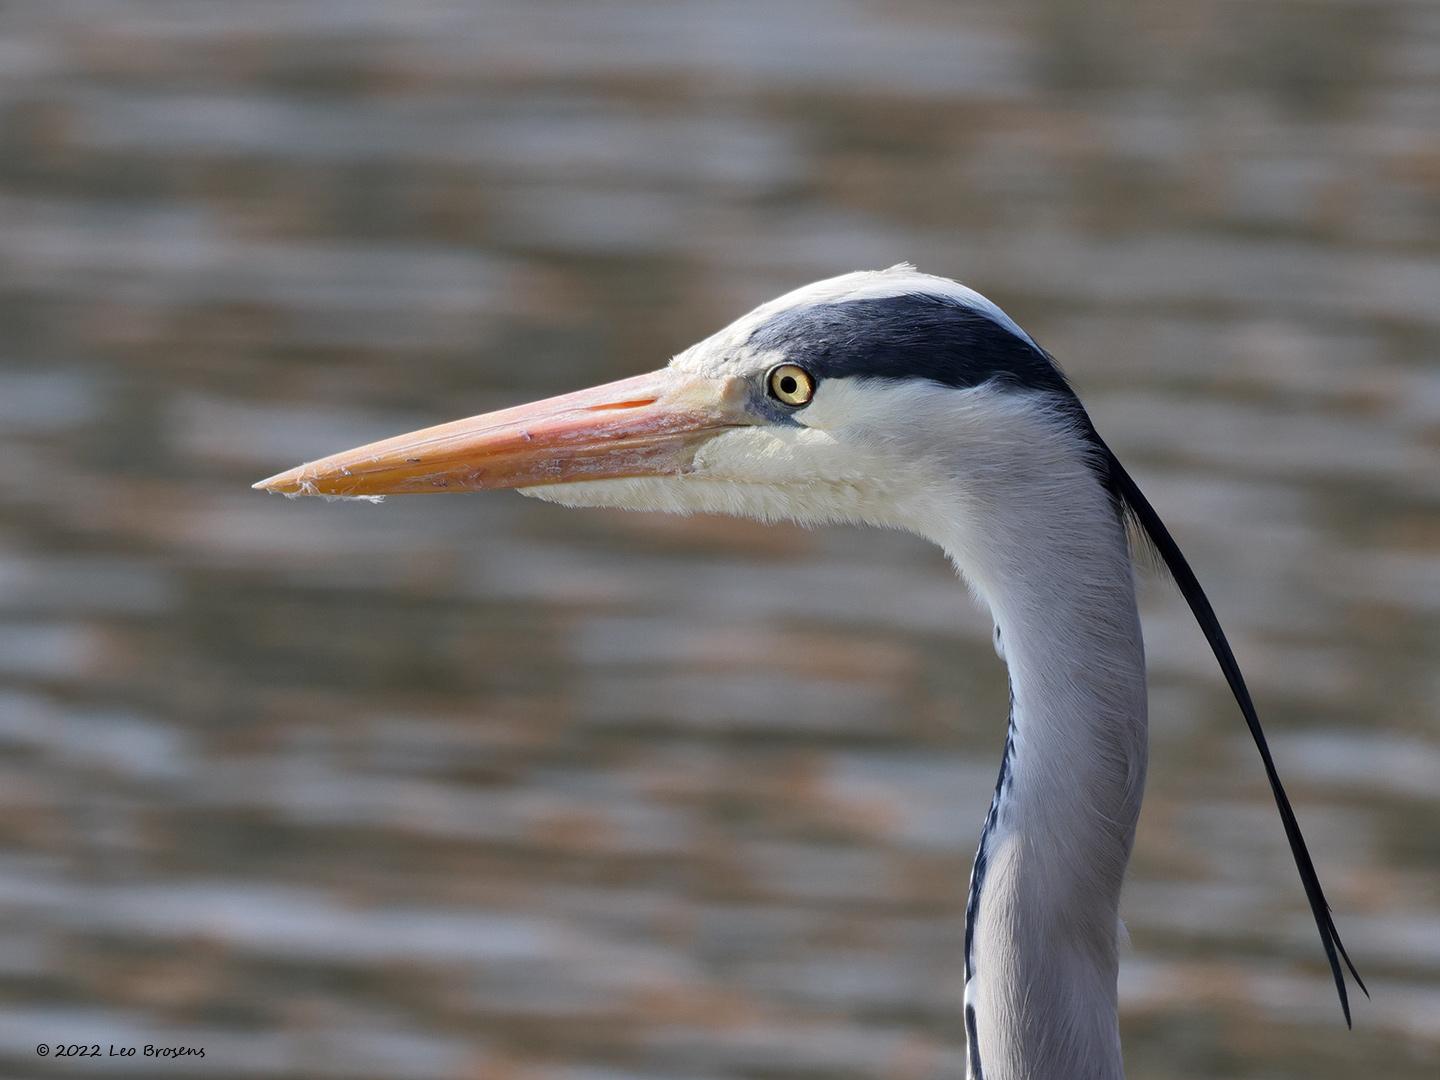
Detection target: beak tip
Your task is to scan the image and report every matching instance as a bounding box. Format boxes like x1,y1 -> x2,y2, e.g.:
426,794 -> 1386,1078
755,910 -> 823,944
253,463 -> 380,500
253,467 -> 306,495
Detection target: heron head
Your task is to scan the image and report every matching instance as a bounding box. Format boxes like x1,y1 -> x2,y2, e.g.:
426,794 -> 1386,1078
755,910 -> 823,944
253,267 -> 1370,1026
255,265 -> 1100,543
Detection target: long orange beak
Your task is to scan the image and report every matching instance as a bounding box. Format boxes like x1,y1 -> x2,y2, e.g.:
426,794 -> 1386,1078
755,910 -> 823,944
252,369 -> 752,498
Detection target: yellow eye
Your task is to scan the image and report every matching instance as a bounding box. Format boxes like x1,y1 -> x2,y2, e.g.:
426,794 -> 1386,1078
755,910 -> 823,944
766,364 -> 816,406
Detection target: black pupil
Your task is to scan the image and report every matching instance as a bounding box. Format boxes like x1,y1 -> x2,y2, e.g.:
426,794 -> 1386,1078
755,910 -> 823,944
779,375 -> 798,395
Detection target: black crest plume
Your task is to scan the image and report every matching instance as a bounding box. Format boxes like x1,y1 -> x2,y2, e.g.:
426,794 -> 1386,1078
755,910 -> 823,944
1101,443 -> 1368,1026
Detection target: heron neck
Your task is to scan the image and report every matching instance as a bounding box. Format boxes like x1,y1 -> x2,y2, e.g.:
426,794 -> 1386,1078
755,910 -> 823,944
940,480 -> 1147,1080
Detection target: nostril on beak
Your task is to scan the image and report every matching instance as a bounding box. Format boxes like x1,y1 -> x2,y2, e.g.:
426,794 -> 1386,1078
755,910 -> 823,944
585,398 -> 658,411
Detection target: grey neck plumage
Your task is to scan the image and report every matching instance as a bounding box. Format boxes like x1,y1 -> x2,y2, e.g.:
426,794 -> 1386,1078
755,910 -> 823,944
941,454 -> 1148,1080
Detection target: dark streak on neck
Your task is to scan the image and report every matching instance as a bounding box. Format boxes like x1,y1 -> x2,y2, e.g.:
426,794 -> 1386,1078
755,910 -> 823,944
964,687 -> 1017,1080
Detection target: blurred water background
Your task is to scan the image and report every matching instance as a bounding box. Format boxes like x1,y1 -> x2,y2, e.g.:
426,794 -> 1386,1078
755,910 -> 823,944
1,2 -> 1438,1078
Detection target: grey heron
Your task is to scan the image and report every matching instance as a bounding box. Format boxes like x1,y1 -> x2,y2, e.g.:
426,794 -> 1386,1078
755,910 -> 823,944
256,265 -> 1364,1079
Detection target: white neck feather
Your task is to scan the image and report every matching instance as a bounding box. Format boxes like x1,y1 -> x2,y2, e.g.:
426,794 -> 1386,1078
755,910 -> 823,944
923,414 -> 1147,1080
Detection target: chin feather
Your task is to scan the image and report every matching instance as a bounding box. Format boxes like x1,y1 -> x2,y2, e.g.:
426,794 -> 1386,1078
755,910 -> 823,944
520,425 -> 900,529
519,475 -> 878,528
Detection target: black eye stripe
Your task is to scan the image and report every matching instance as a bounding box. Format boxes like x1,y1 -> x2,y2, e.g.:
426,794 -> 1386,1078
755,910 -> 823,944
747,293 -> 1071,397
